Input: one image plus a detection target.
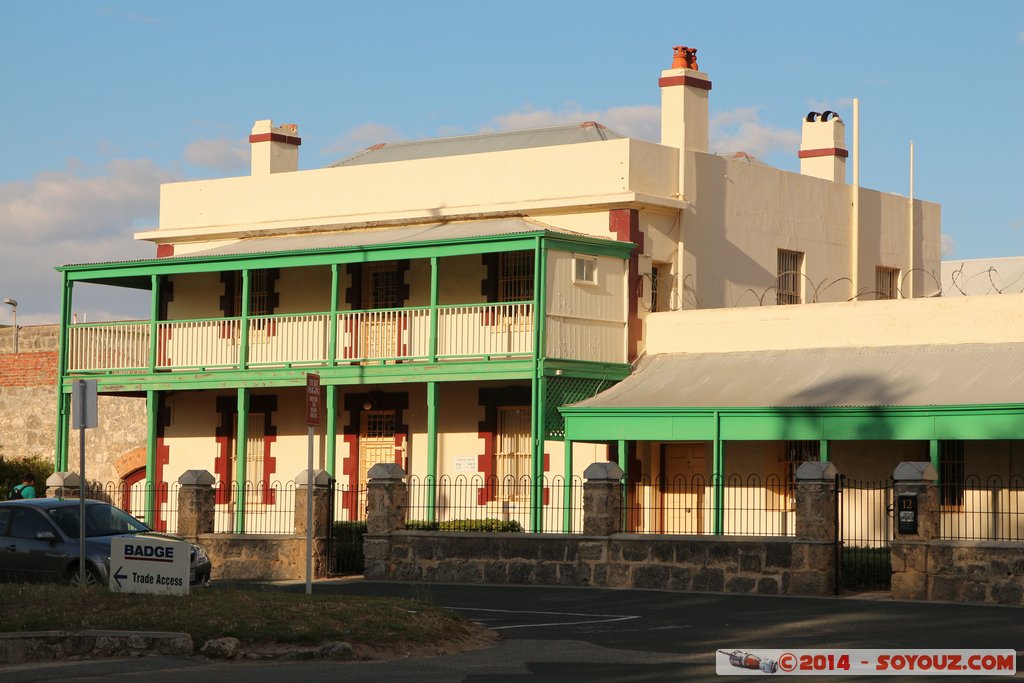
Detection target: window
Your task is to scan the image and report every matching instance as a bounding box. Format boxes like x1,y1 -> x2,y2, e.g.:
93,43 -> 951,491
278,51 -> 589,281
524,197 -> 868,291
776,249 -> 804,305
495,406 -> 531,501
573,256 -> 597,285
499,251 -> 534,303
230,269 -> 275,317
875,266 -> 900,300
939,440 -> 965,507
362,262 -> 400,310
651,262 -> 673,312
359,410 -> 398,487
771,441 -> 820,510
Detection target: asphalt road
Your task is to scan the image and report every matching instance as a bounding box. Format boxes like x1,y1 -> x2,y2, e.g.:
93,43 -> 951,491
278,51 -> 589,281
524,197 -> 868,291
2,581 -> 1022,682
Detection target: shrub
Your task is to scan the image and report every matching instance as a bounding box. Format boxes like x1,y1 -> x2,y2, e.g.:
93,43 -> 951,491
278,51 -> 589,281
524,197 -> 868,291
331,521 -> 367,574
841,546 -> 891,590
406,518 -> 523,533
0,455 -> 54,500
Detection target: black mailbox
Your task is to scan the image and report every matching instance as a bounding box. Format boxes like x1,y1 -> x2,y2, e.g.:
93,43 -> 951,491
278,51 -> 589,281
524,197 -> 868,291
897,494 -> 918,535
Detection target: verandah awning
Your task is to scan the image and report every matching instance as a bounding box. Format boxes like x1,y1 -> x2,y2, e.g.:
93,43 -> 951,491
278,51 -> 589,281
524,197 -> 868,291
561,343 -> 1024,442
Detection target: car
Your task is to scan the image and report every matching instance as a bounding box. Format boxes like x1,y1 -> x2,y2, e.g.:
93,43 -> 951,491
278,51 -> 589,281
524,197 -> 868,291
0,498 -> 211,588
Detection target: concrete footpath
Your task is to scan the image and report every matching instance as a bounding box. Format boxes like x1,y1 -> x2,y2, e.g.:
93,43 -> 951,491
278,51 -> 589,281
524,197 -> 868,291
1,580 -> 1022,681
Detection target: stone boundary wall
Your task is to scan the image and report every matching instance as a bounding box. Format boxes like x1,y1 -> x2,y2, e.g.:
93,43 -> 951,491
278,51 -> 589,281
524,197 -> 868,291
197,534 -> 328,581
892,540 -> 1024,606
367,531 -> 835,596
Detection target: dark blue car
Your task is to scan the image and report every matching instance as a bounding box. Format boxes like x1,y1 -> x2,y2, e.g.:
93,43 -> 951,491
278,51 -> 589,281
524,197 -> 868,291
0,498 -> 211,587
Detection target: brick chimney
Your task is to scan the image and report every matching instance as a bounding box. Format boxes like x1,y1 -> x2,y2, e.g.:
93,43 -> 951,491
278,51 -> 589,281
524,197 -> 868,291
249,120 -> 301,175
659,45 -> 711,154
798,111 -> 847,182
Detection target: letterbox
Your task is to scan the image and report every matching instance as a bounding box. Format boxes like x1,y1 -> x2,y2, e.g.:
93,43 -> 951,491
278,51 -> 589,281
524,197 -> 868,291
896,494 -> 918,535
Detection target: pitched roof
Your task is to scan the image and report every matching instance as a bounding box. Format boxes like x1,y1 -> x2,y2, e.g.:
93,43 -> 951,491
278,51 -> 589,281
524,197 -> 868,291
328,122 -> 625,168
569,343 -> 1024,409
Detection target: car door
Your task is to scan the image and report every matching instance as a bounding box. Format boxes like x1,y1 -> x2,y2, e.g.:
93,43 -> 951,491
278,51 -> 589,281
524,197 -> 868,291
3,507 -> 67,581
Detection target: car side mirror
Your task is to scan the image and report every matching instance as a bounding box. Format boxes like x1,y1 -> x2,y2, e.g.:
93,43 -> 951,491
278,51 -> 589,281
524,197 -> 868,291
36,531 -> 57,543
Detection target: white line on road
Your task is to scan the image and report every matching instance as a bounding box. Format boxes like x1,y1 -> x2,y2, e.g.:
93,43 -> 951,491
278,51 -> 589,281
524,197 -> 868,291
444,606 -> 640,631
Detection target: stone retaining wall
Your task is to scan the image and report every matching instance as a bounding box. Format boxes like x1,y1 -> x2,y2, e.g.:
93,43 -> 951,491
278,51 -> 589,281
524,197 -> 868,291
368,531 -> 835,596
198,534 -> 329,581
892,540 -> 1024,606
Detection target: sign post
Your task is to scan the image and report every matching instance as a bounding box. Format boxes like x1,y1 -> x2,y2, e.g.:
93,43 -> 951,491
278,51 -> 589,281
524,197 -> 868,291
305,373 -> 321,595
71,379 -> 98,588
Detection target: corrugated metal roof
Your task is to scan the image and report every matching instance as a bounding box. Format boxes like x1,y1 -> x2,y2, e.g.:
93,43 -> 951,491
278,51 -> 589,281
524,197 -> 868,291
328,122 -> 626,168
570,344 -> 1024,409
181,217 -> 607,259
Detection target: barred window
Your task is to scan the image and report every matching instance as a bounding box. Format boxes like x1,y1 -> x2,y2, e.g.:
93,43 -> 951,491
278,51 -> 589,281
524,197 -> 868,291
939,440 -> 965,507
777,249 -> 804,305
875,266 -> 900,300
499,251 -> 534,303
230,270 -> 274,316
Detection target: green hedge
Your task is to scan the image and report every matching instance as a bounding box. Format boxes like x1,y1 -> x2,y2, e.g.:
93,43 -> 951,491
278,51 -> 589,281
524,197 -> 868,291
406,518 -> 523,533
0,456 -> 54,501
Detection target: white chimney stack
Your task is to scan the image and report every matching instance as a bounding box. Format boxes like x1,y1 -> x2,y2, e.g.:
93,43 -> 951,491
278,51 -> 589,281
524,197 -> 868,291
249,120 -> 301,175
798,111 -> 847,182
659,45 -> 711,154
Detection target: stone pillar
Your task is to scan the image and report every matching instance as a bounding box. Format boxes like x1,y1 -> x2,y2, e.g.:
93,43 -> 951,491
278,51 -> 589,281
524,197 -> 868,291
294,469 -> 332,538
176,470 -> 216,538
794,461 -> 838,541
46,472 -> 81,499
363,463 -> 407,581
583,462 -> 624,536
366,463 -> 407,534
890,461 -> 939,601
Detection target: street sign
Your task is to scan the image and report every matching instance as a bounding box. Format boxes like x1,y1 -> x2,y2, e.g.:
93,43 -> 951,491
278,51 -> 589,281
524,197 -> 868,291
306,373 -> 321,426
71,379 -> 98,429
109,536 -> 191,596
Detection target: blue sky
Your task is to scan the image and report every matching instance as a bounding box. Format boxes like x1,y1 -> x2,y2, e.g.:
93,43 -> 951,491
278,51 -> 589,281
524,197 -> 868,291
1,1 -> 1022,324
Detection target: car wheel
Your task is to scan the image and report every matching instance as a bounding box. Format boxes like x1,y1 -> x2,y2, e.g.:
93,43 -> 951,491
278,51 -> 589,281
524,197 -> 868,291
66,563 -> 102,588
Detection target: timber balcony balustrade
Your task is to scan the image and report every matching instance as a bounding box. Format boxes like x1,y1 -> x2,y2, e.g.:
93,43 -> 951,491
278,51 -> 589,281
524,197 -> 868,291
65,302 -> 537,374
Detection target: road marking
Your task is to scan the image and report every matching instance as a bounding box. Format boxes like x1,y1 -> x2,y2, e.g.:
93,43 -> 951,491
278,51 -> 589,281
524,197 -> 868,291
444,606 -> 640,631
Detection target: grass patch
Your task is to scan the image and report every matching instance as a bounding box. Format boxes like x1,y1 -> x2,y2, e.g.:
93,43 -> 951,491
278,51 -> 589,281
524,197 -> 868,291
0,583 -> 482,649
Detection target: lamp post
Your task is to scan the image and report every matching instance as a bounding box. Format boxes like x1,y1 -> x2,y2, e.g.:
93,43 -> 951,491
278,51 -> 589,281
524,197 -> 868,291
2,298 -> 16,354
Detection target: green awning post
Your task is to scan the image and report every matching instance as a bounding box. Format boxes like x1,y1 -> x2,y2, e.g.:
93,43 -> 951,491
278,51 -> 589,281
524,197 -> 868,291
529,237 -> 548,533
426,381 -> 438,522
328,264 -> 339,365
234,388 -> 249,533
428,257 -> 439,363
562,436 -> 573,532
238,270 -> 251,370
325,384 -> 337,477
713,411 -> 724,535
148,275 -> 160,372
145,390 -> 158,526
618,439 -> 628,531
819,440 -> 830,462
929,439 -> 940,484
55,274 -> 73,471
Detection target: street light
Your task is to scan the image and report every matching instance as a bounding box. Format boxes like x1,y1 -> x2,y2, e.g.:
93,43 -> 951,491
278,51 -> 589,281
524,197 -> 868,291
3,298 -> 17,354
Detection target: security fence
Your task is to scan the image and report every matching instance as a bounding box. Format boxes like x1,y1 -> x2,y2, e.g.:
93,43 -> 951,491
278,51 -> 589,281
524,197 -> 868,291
940,475 -> 1024,541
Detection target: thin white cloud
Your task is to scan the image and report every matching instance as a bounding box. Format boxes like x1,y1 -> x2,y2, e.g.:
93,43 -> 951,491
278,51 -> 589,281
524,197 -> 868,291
320,123 -> 404,157
0,159 -> 178,323
0,159 -> 177,245
941,233 -> 956,257
710,107 -> 800,158
184,139 -> 249,171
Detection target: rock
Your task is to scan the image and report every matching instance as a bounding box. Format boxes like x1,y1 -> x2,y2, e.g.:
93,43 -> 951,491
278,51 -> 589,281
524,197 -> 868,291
317,641 -> 355,660
200,637 -> 241,659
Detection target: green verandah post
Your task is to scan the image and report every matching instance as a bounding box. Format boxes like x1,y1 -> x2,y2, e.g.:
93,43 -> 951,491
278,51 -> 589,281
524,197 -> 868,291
55,274 -> 73,471
529,237 -> 548,533
713,410 -> 724,534
426,257 -> 439,521
145,390 -> 158,527
234,270 -> 251,533
326,264 -> 339,479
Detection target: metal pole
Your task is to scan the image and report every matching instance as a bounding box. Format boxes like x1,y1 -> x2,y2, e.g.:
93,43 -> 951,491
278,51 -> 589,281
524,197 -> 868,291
306,424 -> 314,595
78,380 -> 86,587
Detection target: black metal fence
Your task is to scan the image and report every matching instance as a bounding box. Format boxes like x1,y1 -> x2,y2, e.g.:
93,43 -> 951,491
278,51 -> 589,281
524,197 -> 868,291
837,477 -> 893,592
625,473 -> 796,536
405,475 -> 584,534
941,475 -> 1024,541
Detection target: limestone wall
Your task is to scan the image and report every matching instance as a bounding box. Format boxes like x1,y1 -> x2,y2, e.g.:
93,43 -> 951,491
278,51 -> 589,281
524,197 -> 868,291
371,531 -> 834,596
891,541 -> 1024,606
196,534 -> 328,581
0,325 -> 147,482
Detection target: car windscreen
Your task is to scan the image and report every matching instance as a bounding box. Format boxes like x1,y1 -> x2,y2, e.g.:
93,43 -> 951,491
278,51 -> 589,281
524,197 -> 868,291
47,504 -> 150,538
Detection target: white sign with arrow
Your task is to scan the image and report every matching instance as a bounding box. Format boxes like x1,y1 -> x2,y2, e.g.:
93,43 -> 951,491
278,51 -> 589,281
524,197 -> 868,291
109,536 -> 191,595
